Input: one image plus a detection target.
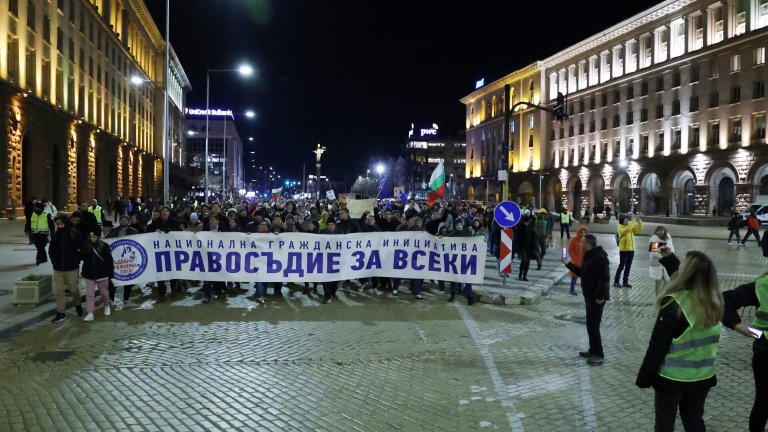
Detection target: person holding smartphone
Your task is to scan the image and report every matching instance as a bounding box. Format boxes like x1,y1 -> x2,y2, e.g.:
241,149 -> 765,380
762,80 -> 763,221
721,274 -> 768,432
615,214 -> 643,288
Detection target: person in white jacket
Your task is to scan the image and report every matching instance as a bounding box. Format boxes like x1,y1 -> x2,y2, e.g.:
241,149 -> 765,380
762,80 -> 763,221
648,225 -> 674,296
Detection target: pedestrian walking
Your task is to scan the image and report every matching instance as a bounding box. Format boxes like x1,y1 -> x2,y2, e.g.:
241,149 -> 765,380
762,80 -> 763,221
727,211 -> 742,245
448,219 -> 475,305
24,195 -> 37,244
636,251 -> 723,432
49,215 -> 85,323
562,233 -> 610,365
514,215 -> 535,281
81,231 -> 115,322
722,273 -> 768,432
391,211 -> 424,301
533,209 -> 549,270
560,208 -> 572,241
25,201 -> 54,265
649,225 -> 675,297
741,211 -> 761,246
615,214 -> 643,288
104,214 -> 139,306
567,225 -> 589,295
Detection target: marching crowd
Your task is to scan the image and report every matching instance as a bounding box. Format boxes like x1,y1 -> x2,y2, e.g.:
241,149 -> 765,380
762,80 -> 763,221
21,194 -> 768,431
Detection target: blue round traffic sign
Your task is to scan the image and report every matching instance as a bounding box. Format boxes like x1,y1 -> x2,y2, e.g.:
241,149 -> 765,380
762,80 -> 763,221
494,201 -> 522,228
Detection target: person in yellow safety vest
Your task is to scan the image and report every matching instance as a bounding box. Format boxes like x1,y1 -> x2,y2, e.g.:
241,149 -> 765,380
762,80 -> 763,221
87,199 -> 104,229
722,273 -> 768,432
559,209 -> 572,241
25,201 -> 55,265
636,251 -> 723,432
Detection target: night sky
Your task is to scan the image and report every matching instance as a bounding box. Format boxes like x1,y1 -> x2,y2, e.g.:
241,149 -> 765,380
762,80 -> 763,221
146,0 -> 660,183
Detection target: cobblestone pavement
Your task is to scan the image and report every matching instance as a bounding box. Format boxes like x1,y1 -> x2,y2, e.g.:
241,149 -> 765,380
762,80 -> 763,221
0,233 -> 763,431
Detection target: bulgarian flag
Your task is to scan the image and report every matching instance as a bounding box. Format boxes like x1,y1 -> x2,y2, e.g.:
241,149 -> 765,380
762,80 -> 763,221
427,161 -> 446,206
271,187 -> 283,200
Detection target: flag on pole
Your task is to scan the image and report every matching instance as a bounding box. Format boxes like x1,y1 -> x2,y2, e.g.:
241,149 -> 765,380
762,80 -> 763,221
427,161 -> 446,206
271,187 -> 283,200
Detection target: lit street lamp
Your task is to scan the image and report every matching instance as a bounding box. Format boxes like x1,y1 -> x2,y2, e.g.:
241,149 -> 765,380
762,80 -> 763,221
205,64 -> 254,203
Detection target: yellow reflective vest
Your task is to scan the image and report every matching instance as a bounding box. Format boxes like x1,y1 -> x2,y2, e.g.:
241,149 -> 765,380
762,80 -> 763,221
30,211 -> 50,234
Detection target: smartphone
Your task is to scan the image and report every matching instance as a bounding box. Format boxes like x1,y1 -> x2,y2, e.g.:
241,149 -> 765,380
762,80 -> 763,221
748,326 -> 764,339
649,242 -> 659,252
562,247 -> 567,260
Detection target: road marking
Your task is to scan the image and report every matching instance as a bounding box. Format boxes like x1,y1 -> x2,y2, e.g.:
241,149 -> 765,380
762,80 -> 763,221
457,305 -> 525,432
578,367 -> 597,431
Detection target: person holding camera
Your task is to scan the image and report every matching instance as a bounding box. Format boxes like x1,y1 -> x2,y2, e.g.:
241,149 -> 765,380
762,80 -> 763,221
649,225 -> 675,297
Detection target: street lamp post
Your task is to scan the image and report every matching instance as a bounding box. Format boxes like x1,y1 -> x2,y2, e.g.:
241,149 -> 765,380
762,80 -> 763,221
162,0 -> 170,205
205,64 -> 253,204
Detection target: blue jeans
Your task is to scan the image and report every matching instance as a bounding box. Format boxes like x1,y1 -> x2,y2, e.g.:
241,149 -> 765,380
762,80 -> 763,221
615,251 -> 634,285
253,282 -> 266,298
570,276 -> 578,292
393,279 -> 422,295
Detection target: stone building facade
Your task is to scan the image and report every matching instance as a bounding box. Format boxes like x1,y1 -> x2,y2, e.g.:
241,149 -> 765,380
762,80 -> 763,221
463,0 -> 768,217
1,0 -> 190,214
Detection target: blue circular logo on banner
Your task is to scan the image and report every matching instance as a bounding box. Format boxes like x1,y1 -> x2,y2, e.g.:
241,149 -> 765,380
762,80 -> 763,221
494,201 -> 522,228
110,238 -> 149,282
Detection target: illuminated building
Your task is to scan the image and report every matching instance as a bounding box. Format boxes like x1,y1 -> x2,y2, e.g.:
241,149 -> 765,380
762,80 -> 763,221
0,0 -> 190,213
403,123 -> 466,199
185,110 -> 244,196
463,0 -> 768,216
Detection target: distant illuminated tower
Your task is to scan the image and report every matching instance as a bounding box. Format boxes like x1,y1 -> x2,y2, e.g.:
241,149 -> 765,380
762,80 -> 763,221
313,144 -> 327,194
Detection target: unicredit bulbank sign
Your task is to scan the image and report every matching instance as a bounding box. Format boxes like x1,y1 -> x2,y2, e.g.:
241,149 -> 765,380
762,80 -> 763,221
185,108 -> 234,119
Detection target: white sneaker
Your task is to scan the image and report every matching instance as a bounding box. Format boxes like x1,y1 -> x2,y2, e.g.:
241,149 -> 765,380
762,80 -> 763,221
728,242 -> 732,245
104,305 -> 111,316
83,313 -> 94,322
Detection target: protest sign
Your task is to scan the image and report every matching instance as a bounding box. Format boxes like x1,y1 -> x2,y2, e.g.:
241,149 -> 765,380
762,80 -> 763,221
346,198 -> 376,218
106,231 -> 486,286
326,190 -> 336,200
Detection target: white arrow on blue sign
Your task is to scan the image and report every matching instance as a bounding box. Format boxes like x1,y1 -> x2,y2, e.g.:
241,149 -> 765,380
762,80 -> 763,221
494,201 -> 522,228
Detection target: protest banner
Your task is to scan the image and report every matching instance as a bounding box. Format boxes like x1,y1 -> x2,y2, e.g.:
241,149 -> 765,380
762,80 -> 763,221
346,198 -> 376,218
326,190 -> 336,200
106,231 -> 486,286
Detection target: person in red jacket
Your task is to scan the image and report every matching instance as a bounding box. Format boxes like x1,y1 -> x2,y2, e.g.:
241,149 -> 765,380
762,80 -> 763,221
741,211 -> 761,246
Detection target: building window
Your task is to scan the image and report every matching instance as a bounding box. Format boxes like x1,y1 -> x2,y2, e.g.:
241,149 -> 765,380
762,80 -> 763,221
627,85 -> 634,99
731,86 -> 741,103
589,119 -> 596,133
58,0 -> 65,11
641,81 -> 649,96
672,98 -> 681,115
642,134 -> 650,155
579,100 -> 585,113
569,125 -> 574,137
708,121 -> 720,147
711,58 -> 719,78
613,113 -> 620,128
731,54 -> 742,72
641,107 -> 648,122
753,113 -> 766,141
550,129 -> 556,141
591,142 -> 598,163
601,93 -> 608,107
529,114 -> 535,128
9,0 -> 18,16
754,80 -> 765,99
601,117 -> 608,131
627,110 -> 634,125
613,90 -> 620,104
601,140 -> 608,161
656,76 -> 664,92
529,80 -> 534,102
673,129 -> 682,151
755,47 -> 766,65
590,97 -> 596,110
579,123 -> 585,135
656,104 -> 664,119
657,131 -> 665,154
709,91 -> 719,108
691,64 -> 700,82
56,28 -> 63,52
690,125 -> 700,150
672,70 -> 681,87
690,95 -> 699,112
613,139 -> 622,160
27,2 -> 36,29
731,117 -> 742,144
559,127 -> 564,139
7,36 -> 19,81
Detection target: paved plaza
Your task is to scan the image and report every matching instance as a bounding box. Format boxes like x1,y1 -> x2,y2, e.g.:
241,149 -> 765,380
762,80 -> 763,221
0,223 -> 765,431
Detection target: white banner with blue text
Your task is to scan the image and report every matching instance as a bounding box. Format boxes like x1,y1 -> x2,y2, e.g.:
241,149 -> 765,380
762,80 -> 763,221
105,232 -> 486,286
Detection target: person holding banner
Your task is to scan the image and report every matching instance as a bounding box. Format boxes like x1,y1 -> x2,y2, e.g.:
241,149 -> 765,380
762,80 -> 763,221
153,207 -> 182,302
320,220 -> 342,303
448,219 -> 475,305
80,231 -> 115,322
392,211 -> 424,301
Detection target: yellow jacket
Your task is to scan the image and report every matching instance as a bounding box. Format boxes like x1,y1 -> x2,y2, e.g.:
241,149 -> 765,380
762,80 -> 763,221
617,219 -> 643,251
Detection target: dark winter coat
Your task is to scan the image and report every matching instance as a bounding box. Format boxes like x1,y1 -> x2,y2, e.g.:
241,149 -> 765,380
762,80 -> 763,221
49,228 -> 84,271
81,241 -> 115,280
566,246 -> 610,300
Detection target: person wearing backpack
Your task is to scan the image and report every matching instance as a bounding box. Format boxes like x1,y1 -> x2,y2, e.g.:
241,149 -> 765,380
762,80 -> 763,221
615,214 -> 643,288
